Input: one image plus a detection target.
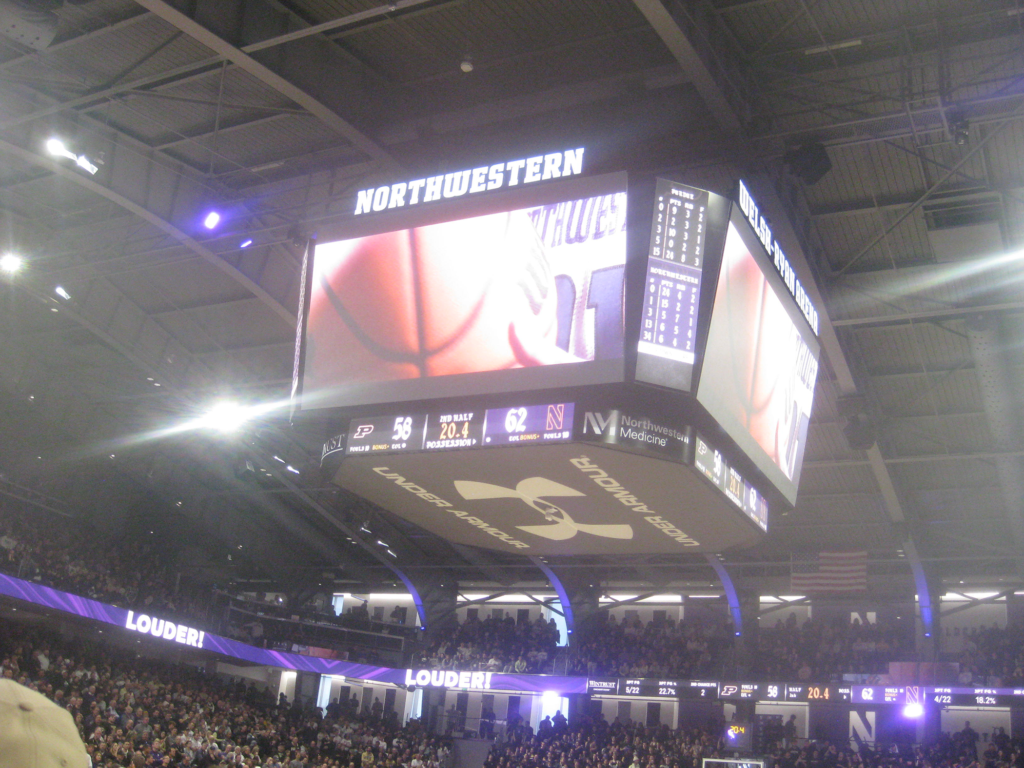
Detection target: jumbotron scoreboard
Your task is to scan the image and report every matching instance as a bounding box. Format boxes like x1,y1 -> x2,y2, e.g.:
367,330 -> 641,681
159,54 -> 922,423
297,144 -> 823,555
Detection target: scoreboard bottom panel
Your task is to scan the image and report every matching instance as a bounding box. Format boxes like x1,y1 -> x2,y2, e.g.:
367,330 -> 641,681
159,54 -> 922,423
330,441 -> 764,556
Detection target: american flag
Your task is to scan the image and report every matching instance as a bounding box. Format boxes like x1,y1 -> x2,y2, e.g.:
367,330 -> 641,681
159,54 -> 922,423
790,551 -> 868,592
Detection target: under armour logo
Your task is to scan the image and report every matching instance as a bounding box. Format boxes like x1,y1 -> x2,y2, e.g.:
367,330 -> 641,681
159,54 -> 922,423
453,477 -> 633,541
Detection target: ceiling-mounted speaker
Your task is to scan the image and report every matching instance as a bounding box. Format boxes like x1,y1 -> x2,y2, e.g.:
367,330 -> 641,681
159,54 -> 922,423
784,142 -> 832,186
843,414 -> 876,451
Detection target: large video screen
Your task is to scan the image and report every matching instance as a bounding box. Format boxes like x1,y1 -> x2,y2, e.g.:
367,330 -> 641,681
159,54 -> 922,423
298,175 -> 627,410
695,205 -> 820,505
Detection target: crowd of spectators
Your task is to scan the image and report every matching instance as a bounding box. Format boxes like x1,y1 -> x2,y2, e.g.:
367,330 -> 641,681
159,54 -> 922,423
1,622 -> 452,768
485,717 -> 724,768
566,614 -> 731,678
948,624 -> 1024,686
11,497 -> 1024,687
412,612 -> 934,680
484,715 -> 1023,768
753,615 -> 912,681
413,614 -> 560,673
0,501 -> 212,628
0,501 -> 408,665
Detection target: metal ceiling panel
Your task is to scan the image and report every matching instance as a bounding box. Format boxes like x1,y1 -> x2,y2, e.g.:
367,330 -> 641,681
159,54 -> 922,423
104,259 -> 258,315
167,115 -> 338,173
869,366 -> 983,418
885,411 -> 996,457
799,461 -> 878,496
152,296 -> 292,354
20,14 -> 212,90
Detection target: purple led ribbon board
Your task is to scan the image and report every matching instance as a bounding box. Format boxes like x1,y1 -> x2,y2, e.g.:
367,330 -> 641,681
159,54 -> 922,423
0,573 -> 585,693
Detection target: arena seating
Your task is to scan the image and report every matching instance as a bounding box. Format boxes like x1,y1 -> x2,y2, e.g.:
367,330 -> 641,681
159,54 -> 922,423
0,622 -> 453,768
483,717 -> 1011,768
413,613 -> 560,674
0,501 -> 211,627
7,499 -> 1024,685
566,614 -> 732,678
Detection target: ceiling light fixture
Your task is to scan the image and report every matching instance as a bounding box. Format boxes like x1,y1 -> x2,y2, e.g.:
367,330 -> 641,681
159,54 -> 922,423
46,137 -> 99,175
249,160 -> 284,173
460,53 -> 474,73
239,238 -> 253,249
804,38 -> 862,55
55,286 -> 71,300
203,211 -> 221,230
0,253 -> 23,274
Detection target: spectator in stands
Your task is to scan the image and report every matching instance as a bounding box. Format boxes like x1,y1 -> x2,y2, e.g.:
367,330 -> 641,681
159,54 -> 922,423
415,612 -> 558,674
1,622 -> 453,768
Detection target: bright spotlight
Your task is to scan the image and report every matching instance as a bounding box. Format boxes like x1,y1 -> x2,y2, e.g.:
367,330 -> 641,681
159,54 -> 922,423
203,211 -> 221,230
46,138 -> 98,174
239,238 -> 253,248
202,401 -> 249,432
0,253 -> 23,274
55,286 -> 71,300
902,702 -> 924,719
46,138 -> 71,158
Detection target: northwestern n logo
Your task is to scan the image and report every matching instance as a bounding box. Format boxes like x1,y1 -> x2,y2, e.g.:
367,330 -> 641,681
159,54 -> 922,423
849,710 -> 875,750
454,477 -> 633,541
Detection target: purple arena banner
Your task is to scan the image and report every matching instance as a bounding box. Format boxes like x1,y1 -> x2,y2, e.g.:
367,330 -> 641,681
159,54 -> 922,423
0,572 -> 585,694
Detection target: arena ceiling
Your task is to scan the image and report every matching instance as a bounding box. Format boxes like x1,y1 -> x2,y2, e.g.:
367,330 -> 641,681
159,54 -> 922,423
0,0 -> 1022,602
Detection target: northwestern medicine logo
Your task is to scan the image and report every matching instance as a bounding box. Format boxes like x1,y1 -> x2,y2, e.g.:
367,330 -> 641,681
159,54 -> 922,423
454,477 -> 633,541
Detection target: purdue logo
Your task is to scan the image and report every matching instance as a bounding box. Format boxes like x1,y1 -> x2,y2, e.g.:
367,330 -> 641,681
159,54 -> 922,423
454,477 -> 633,541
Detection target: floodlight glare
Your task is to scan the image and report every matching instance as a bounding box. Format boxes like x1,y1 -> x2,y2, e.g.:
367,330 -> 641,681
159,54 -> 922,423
46,138 -> 98,174
203,211 -> 221,230
0,253 -> 23,274
55,285 -> 71,300
46,138 -> 71,158
902,702 -> 924,719
239,238 -> 253,248
202,401 -> 249,432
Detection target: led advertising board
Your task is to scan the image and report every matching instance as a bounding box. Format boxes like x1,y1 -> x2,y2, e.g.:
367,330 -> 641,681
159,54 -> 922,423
296,165 -> 628,410
693,433 -> 768,531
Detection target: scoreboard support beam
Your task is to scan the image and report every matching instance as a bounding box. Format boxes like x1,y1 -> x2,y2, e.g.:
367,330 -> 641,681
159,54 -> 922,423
705,554 -> 743,637
530,556 -> 576,638
632,0 -> 749,135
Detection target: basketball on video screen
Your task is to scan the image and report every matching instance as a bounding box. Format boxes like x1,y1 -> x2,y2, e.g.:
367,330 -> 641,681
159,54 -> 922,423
305,211 -> 558,388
